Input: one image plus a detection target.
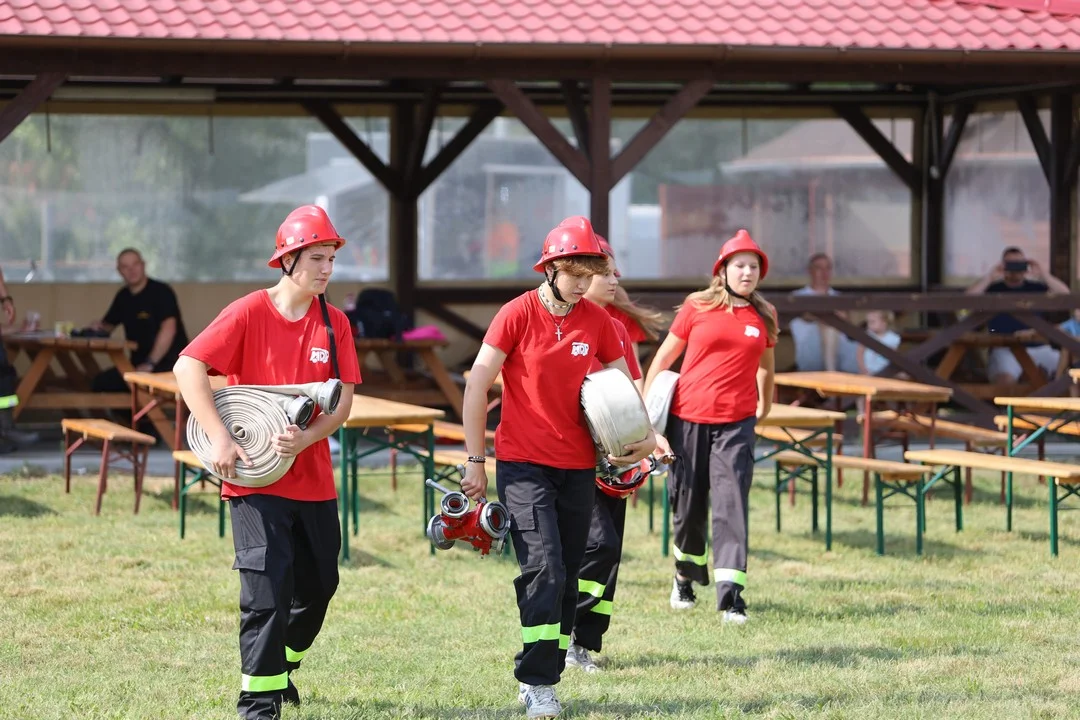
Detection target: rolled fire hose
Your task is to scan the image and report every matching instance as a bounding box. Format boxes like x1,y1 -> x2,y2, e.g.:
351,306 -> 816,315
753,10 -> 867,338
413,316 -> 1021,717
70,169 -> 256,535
186,379 -> 343,488
643,369 -> 679,434
580,368 -> 652,475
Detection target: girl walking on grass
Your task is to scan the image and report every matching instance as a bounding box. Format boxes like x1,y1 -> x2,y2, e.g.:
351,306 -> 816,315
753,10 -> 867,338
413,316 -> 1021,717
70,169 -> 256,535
644,230 -> 776,623
461,216 -> 656,719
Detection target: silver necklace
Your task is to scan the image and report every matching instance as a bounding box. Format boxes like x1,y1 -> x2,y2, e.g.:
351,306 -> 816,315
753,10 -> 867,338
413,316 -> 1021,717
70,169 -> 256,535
537,287 -> 573,340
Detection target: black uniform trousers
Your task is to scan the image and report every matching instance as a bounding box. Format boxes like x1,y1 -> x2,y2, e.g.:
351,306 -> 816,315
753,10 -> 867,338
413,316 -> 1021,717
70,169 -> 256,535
497,460 -> 595,686
230,494 -> 341,720
667,415 -> 756,612
571,488 -> 626,652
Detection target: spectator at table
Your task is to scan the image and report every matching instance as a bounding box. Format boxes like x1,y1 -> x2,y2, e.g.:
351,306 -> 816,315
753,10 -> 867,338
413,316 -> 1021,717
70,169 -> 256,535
965,247 -> 1067,385
90,248 -> 189,392
856,310 -> 902,377
0,264 -> 39,452
788,253 -> 859,373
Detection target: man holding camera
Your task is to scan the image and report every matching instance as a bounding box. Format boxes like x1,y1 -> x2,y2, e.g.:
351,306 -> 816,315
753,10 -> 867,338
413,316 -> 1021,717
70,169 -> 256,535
966,247 -> 1069,385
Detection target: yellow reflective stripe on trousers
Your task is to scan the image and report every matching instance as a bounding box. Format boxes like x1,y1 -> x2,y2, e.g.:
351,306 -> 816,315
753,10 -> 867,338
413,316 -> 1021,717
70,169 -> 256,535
521,623 -> 561,644
285,646 -> 307,663
578,579 -> 606,599
673,546 -> 709,566
241,672 -> 289,692
559,634 -> 570,650
714,568 -> 747,587
591,600 -> 613,616
0,395 -> 17,410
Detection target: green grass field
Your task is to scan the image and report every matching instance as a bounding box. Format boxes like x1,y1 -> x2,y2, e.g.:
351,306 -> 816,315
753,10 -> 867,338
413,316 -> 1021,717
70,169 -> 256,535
2,464 -> 1079,719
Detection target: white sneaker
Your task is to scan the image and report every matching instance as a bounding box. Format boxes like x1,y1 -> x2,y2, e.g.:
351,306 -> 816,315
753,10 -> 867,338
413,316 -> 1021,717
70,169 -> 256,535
722,609 -> 748,625
518,683 -> 562,719
565,642 -> 600,673
670,576 -> 696,610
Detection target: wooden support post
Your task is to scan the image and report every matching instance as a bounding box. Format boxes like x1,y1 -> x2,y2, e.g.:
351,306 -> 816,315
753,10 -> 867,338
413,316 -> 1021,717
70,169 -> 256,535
0,72 -> 66,144
391,102 -> 418,326
1049,93 -> 1074,284
303,100 -> 403,196
561,80 -> 590,161
404,84 -> 440,195
415,103 -> 503,195
590,77 -> 612,239
920,100 -> 970,290
486,79 -> 589,186
1016,96 -> 1051,185
834,105 -> 921,193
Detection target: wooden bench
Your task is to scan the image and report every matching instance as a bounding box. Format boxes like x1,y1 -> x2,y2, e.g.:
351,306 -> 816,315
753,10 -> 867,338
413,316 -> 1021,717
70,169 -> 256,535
756,425 -> 845,501
905,449 -> 1080,557
386,421 -> 496,490
174,449 -> 225,540
862,410 -> 1011,504
772,450 -> 931,555
993,414 -> 1080,437
61,418 -> 156,515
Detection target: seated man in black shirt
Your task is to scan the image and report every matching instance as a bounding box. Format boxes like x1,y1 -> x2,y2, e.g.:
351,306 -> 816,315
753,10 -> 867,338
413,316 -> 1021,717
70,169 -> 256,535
965,246 -> 1069,385
90,248 -> 189,393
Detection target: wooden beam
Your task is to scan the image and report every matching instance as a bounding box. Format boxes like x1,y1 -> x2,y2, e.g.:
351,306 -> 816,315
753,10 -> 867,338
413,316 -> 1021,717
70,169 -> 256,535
1016,96 -> 1051,184
610,76 -> 713,187
938,102 -> 972,176
590,76 -> 612,238
0,72 -> 66,144
418,303 -> 488,342
1048,93 -> 1073,283
560,80 -> 590,161
834,105 -> 921,192
486,78 -> 589,187
302,100 -> 403,197
404,84 -> 440,196
391,102 -> 418,324
415,102 -> 503,195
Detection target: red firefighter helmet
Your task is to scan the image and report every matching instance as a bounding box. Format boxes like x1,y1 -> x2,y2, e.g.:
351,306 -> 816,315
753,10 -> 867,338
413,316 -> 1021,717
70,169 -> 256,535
267,205 -> 347,269
712,229 -> 768,280
532,216 -> 606,272
596,457 -> 655,499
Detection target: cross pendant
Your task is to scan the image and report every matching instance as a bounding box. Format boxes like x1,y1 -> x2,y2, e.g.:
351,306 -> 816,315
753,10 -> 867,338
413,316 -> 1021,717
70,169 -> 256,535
555,327 -> 563,341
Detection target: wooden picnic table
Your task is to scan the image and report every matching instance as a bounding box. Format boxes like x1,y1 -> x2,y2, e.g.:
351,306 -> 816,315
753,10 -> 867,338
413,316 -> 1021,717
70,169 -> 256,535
774,371 -> 953,503
994,394 -> 1080,532
902,329 -> 1058,397
355,337 -> 463,420
337,393 -> 446,561
3,332 -> 137,420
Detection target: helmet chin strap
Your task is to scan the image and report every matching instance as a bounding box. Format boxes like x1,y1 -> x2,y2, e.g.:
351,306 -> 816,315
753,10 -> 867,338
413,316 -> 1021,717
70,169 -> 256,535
282,248 -> 303,277
546,268 -> 567,303
725,283 -> 751,302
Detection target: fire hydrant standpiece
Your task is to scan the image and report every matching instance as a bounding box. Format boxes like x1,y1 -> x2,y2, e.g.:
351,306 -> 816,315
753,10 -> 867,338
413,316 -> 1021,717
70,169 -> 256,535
426,475 -> 510,556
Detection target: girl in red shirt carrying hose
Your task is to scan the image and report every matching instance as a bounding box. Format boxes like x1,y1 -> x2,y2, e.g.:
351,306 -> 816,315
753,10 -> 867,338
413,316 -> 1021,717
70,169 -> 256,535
644,230 -> 776,623
461,216 -> 656,720
174,206 -> 362,720
565,237 -> 651,673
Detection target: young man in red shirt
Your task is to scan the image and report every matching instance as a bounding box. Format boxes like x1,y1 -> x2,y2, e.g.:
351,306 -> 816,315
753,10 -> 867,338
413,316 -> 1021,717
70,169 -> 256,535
644,230 -> 776,623
461,216 -> 656,719
565,244 -> 647,674
174,205 -> 361,720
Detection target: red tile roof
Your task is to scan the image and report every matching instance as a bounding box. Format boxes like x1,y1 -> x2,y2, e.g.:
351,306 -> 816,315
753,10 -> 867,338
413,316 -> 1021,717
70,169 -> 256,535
2,0 -> 1080,52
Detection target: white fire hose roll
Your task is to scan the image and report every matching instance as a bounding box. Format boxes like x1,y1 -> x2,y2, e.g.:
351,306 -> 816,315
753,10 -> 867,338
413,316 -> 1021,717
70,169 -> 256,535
580,368 -> 652,472
185,380 -> 343,488
644,369 -> 679,434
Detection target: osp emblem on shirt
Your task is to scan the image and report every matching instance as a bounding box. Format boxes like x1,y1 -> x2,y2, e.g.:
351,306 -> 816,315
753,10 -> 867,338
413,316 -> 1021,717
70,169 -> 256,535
571,342 -> 590,357
309,347 -> 330,364
744,325 -> 761,338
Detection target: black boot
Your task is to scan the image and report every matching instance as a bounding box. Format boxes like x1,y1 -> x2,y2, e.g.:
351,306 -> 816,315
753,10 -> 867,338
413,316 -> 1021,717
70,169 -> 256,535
281,677 -> 300,706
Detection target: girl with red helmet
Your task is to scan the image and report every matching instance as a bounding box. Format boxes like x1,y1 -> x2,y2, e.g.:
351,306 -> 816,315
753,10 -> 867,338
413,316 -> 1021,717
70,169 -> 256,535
643,230 -> 777,623
564,238 -> 651,673
175,205 -> 362,720
461,216 -> 656,719
595,237 -> 665,359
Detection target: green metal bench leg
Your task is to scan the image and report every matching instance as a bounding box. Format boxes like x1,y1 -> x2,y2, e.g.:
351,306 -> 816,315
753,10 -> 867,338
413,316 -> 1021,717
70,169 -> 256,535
811,466 -> 819,534
339,427 -> 350,562
179,462 -> 188,540
774,462 -> 782,533
1050,477 -> 1059,557
875,473 -> 885,556
916,476 -> 925,556
218,493 -> 226,538
953,466 -> 963,532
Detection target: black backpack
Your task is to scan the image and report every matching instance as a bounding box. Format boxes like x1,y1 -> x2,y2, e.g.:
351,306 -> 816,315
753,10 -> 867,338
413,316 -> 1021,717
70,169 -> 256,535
348,289 -> 411,340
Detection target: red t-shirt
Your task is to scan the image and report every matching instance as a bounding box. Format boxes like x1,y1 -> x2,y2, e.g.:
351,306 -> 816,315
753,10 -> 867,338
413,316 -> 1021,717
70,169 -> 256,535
485,291 -> 623,470
607,305 -> 648,344
669,301 -> 774,424
180,290 -> 362,501
590,319 -> 642,380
